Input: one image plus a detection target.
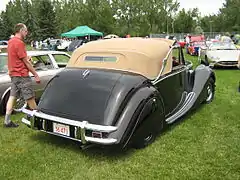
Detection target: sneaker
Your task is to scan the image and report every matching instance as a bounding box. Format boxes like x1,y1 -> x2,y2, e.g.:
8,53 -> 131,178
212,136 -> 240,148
4,121 -> 19,128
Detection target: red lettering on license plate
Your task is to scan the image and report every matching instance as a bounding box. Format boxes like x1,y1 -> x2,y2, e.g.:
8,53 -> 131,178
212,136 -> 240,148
53,123 -> 70,136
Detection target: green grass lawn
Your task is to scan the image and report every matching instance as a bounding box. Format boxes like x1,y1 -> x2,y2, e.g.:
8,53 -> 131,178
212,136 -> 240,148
0,53 -> 240,180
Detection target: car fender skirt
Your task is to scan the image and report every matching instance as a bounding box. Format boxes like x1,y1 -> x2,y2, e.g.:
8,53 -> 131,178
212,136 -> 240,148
109,86 -> 164,145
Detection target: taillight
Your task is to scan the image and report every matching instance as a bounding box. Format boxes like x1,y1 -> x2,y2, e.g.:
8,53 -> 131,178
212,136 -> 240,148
85,130 -> 109,138
92,131 -> 102,138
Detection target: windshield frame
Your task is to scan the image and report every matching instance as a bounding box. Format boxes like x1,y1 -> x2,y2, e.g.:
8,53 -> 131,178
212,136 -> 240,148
209,42 -> 237,50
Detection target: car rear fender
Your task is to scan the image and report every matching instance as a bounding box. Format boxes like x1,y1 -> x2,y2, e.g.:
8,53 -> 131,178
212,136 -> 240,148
109,86 -> 165,145
0,87 -> 10,114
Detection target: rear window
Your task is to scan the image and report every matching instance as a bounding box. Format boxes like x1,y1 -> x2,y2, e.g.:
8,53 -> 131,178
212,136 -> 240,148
84,56 -> 117,62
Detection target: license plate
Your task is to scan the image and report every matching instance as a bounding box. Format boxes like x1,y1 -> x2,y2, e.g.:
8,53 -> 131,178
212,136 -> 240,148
53,122 -> 70,136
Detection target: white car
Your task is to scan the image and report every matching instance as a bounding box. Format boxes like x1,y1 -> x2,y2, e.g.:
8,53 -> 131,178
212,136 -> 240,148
199,42 -> 240,68
0,41 -> 8,52
57,40 -> 71,50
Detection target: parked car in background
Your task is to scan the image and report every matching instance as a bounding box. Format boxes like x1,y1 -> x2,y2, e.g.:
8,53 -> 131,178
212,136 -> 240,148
41,39 -> 62,50
206,39 -> 220,47
177,39 -> 186,48
67,40 -> 84,52
0,40 -> 8,52
57,39 -> 71,51
187,41 -> 207,56
21,38 -> 216,149
0,51 -> 71,114
199,41 -> 240,68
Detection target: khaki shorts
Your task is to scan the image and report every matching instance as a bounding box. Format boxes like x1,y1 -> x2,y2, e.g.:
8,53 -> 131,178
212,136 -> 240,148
10,76 -> 35,100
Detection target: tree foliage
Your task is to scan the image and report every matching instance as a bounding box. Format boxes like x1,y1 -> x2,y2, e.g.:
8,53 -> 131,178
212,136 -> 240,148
0,0 -> 239,41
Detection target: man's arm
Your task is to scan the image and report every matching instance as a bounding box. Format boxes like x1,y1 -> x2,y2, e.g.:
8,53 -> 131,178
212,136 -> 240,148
22,56 -> 40,83
21,56 -> 38,76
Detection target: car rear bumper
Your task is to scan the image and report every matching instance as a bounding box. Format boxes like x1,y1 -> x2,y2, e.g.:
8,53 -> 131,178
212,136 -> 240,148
21,108 -> 118,145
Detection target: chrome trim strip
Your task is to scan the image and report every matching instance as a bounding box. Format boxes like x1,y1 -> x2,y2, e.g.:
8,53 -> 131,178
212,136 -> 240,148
152,45 -> 175,84
81,121 -> 87,144
22,108 -> 117,132
153,67 -> 186,85
166,91 -> 188,117
42,119 -> 46,130
22,117 -> 31,126
85,137 -> 117,144
166,92 -> 195,124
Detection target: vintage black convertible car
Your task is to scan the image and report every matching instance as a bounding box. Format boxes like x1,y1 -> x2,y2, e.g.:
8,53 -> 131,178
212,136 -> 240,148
21,38 -> 216,149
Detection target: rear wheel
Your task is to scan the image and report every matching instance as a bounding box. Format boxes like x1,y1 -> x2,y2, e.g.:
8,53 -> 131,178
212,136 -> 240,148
132,132 -> 156,149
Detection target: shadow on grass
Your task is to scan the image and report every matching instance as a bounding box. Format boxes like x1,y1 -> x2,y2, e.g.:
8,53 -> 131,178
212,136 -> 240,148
158,103 -> 206,139
28,97 -> 212,159
213,66 -> 240,70
28,102 -> 209,159
30,132 -> 134,159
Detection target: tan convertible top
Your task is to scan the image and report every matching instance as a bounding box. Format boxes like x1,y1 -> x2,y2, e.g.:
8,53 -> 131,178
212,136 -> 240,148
67,38 -> 175,79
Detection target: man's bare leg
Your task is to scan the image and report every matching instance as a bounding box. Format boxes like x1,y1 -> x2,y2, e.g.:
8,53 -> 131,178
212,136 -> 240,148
4,96 -> 19,127
26,97 -> 37,110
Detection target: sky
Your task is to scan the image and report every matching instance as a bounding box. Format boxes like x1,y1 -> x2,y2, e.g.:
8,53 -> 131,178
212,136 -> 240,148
0,0 -> 225,16
179,0 -> 225,16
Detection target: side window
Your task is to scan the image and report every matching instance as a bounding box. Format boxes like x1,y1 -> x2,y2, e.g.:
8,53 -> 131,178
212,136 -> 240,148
52,54 -> 70,64
32,55 -> 53,71
172,47 -> 184,67
0,41 -> 7,45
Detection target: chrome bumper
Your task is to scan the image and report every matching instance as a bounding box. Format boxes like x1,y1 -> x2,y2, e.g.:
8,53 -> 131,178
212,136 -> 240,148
21,108 -> 118,145
210,61 -> 238,67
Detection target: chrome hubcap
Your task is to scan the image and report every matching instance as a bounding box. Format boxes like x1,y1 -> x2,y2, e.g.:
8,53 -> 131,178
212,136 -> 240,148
206,85 -> 213,102
144,134 -> 153,142
13,98 -> 27,112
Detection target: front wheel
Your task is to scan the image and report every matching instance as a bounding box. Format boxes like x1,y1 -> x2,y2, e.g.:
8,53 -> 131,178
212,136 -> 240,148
204,77 -> 215,104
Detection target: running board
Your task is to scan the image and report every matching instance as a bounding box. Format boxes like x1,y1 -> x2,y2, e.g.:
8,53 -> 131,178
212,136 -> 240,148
166,92 -> 195,124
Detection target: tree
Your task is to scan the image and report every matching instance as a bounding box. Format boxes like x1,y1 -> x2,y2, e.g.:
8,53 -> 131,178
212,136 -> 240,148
220,0 -> 240,32
37,0 -> 58,40
194,26 -> 203,34
22,0 -> 39,41
174,8 -> 197,33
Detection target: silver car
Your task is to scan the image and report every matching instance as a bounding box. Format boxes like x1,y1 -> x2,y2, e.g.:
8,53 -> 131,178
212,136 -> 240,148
0,51 -> 71,114
199,41 -> 240,68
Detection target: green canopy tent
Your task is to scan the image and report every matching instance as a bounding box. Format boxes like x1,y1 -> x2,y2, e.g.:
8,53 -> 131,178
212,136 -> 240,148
61,25 -> 103,39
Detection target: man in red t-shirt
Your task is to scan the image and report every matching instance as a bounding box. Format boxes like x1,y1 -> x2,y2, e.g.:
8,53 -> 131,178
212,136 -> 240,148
4,23 -> 40,128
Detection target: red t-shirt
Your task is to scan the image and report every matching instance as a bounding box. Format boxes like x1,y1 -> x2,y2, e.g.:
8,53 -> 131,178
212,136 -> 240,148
7,37 -> 28,77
